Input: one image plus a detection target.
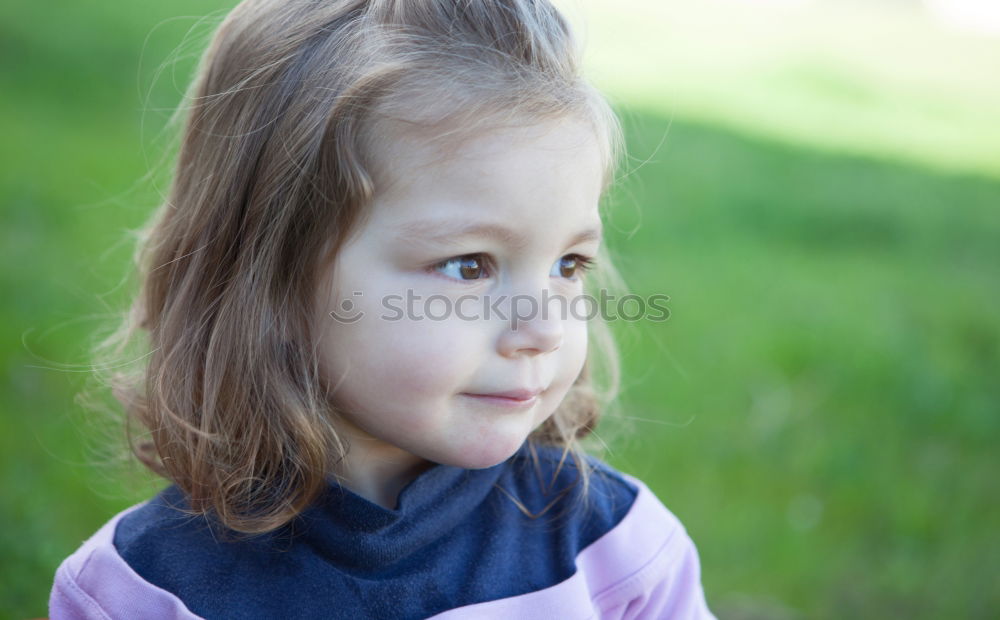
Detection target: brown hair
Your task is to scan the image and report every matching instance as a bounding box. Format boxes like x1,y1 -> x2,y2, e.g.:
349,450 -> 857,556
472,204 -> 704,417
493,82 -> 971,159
89,0 -> 628,535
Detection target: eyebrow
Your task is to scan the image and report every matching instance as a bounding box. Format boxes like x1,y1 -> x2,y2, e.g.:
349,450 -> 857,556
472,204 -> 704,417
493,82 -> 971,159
395,220 -> 603,250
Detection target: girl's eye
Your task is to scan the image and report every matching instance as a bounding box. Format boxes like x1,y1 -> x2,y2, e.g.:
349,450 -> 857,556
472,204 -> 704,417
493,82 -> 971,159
433,254 -> 490,281
552,254 -> 597,280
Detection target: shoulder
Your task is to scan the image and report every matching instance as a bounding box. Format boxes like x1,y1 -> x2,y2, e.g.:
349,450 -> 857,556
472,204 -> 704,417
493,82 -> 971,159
49,492 -> 202,619
576,472 -> 715,616
576,467 -> 718,619
508,445 -> 689,572
432,447 -> 717,619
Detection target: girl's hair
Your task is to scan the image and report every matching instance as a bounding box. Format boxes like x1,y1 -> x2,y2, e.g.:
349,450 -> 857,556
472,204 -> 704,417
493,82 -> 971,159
92,0 -> 628,535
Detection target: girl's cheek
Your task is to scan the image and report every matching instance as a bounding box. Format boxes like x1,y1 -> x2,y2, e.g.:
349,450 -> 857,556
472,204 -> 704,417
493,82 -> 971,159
560,320 -> 590,372
380,330 -> 475,396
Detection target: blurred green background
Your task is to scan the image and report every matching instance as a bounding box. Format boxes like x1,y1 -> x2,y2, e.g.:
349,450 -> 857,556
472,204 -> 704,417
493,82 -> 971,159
2,0 -> 998,618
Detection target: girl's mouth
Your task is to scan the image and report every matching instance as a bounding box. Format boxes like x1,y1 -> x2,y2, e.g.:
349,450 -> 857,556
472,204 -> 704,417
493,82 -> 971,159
460,390 -> 540,408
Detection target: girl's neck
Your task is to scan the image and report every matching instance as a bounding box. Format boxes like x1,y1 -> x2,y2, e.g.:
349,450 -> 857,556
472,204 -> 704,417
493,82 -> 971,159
331,419 -> 434,510
340,453 -> 434,510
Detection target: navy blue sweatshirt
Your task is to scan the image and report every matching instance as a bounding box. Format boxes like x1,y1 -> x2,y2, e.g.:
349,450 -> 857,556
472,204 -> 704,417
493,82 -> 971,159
50,442 -> 715,618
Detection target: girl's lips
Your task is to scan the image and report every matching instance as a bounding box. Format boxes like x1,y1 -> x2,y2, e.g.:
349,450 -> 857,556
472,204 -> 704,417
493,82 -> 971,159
460,392 -> 540,408
466,388 -> 542,401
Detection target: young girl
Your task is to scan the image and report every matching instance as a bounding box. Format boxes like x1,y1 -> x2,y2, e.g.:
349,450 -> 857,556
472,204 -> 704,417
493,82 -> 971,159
50,1 -> 715,618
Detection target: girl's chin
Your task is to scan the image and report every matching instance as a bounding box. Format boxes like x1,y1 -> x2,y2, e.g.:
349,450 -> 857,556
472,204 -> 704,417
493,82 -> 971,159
435,436 -> 530,470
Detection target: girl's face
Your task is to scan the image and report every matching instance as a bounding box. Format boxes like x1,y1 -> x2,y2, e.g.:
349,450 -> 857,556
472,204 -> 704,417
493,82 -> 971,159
314,116 -> 605,472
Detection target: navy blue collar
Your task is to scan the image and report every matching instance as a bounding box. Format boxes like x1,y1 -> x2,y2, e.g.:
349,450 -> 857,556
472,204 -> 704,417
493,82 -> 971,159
291,447 -> 517,570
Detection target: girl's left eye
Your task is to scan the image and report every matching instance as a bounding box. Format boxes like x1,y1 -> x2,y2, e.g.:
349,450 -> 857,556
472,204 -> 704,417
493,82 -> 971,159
431,253 -> 596,282
551,254 -> 596,280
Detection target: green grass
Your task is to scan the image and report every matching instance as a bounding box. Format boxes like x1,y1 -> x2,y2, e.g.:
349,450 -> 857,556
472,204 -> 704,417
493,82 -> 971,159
2,1 -> 999,618
600,110 -> 999,618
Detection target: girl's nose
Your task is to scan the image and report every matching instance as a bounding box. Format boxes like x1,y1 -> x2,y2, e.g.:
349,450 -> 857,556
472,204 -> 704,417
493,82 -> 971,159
496,291 -> 565,357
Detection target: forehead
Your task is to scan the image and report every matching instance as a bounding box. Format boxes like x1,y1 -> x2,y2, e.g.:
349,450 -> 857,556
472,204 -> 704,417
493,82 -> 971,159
364,117 -> 605,232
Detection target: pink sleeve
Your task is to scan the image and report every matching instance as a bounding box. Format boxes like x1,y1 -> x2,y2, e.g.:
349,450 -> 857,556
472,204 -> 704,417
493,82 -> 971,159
49,502 -> 202,620
584,474 -> 716,619
50,562 -> 111,620
614,527 -> 714,619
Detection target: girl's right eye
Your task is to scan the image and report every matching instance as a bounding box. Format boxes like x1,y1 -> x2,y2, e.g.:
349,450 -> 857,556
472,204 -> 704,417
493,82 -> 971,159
432,254 -> 491,281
